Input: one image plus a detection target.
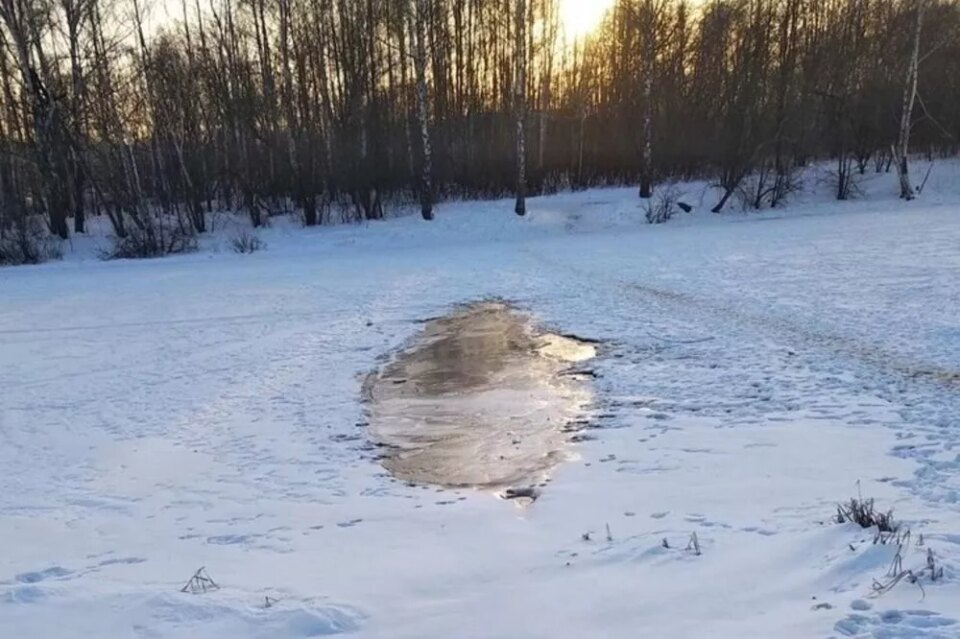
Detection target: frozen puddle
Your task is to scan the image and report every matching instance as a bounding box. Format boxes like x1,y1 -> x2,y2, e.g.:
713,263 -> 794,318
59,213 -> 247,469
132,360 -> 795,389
365,302 -> 596,490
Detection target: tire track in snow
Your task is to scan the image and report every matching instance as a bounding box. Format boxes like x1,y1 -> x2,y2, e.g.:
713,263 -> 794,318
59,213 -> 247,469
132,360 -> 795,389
532,248 -> 958,391
525,247 -> 960,506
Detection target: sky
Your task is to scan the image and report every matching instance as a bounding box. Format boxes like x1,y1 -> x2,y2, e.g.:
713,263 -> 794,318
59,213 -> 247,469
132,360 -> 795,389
146,0 -> 616,41
560,0 -> 615,41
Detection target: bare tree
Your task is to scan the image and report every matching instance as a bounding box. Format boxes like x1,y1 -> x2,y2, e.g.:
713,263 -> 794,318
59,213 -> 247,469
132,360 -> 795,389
2,0 -> 960,261
894,0 -> 925,200
0,0 -> 72,238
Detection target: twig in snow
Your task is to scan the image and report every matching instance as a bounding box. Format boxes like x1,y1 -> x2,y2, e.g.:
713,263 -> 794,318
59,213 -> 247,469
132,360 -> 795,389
605,523 -> 613,542
871,570 -> 925,600
686,532 -> 701,556
887,546 -> 904,578
927,549 -> 944,582
180,567 -> 220,594
871,546 -> 943,600
645,330 -> 715,345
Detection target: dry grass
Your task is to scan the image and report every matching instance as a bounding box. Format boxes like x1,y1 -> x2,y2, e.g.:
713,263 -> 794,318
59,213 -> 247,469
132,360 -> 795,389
836,498 -> 899,534
230,229 -> 266,254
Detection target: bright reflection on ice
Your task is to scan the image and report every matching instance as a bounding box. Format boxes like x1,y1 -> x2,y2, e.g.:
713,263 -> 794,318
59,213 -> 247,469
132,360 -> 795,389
364,302 -> 596,489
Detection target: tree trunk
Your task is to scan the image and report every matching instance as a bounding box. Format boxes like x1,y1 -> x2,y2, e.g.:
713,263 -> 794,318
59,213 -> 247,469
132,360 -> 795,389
577,111 -> 585,187
73,168 -> 85,233
639,1 -> 655,199
412,0 -> 434,221
514,0 -> 527,216
895,0 -> 924,201
639,71 -> 653,198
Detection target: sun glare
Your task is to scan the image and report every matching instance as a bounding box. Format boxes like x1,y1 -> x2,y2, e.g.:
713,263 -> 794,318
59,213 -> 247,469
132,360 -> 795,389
560,0 -> 614,42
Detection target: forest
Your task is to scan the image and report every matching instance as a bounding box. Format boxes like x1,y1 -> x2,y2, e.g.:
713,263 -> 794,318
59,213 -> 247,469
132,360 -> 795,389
1,0 -> 958,262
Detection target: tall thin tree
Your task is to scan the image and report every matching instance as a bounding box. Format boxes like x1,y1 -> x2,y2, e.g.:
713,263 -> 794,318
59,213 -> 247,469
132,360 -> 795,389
895,0 -> 925,200
412,0 -> 434,220
514,0 -> 527,216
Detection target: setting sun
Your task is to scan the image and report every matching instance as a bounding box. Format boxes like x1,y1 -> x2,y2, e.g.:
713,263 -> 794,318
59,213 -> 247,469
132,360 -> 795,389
560,0 -> 615,41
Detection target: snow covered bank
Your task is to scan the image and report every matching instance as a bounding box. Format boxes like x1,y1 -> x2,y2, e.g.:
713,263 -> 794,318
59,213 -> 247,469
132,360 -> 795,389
34,158 -> 960,267
2,162 -> 960,638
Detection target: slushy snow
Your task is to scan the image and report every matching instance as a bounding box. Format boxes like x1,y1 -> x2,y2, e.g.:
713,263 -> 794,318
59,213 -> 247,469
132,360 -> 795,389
2,163 -> 960,638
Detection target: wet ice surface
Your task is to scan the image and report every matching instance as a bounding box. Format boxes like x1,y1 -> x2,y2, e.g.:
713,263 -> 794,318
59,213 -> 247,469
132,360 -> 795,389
365,302 -> 596,489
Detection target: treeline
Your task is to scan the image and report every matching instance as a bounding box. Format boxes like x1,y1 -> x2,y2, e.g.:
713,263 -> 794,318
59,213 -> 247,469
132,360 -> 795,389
1,0 -> 958,261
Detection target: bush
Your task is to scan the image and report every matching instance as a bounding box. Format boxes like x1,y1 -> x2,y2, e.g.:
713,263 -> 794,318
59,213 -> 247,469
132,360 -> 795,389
230,229 -> 266,254
102,222 -> 197,260
0,219 -> 62,266
738,166 -> 802,209
645,185 -> 682,224
823,158 -> 864,201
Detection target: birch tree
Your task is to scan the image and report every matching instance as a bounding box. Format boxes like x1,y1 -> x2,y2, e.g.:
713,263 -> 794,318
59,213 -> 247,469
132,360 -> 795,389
411,0 -> 434,220
894,0 -> 925,200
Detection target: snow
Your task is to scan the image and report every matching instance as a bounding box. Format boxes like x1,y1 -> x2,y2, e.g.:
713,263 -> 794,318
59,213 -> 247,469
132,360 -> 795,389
2,162 -> 960,638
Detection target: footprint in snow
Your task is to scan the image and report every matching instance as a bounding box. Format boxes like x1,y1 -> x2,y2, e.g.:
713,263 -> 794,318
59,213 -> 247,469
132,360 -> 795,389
206,533 -> 260,545
97,557 -> 147,567
835,609 -> 957,637
3,566 -> 73,604
14,566 -> 72,584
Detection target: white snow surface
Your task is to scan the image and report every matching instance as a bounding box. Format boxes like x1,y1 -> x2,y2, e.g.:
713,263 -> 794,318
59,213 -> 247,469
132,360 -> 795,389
2,163 -> 960,638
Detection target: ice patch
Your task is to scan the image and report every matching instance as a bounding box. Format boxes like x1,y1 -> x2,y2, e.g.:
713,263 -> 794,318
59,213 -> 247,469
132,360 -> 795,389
364,301 -> 596,488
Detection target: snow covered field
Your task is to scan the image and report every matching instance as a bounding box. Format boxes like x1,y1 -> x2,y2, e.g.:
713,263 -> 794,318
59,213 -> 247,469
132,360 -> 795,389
2,164 -> 960,638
